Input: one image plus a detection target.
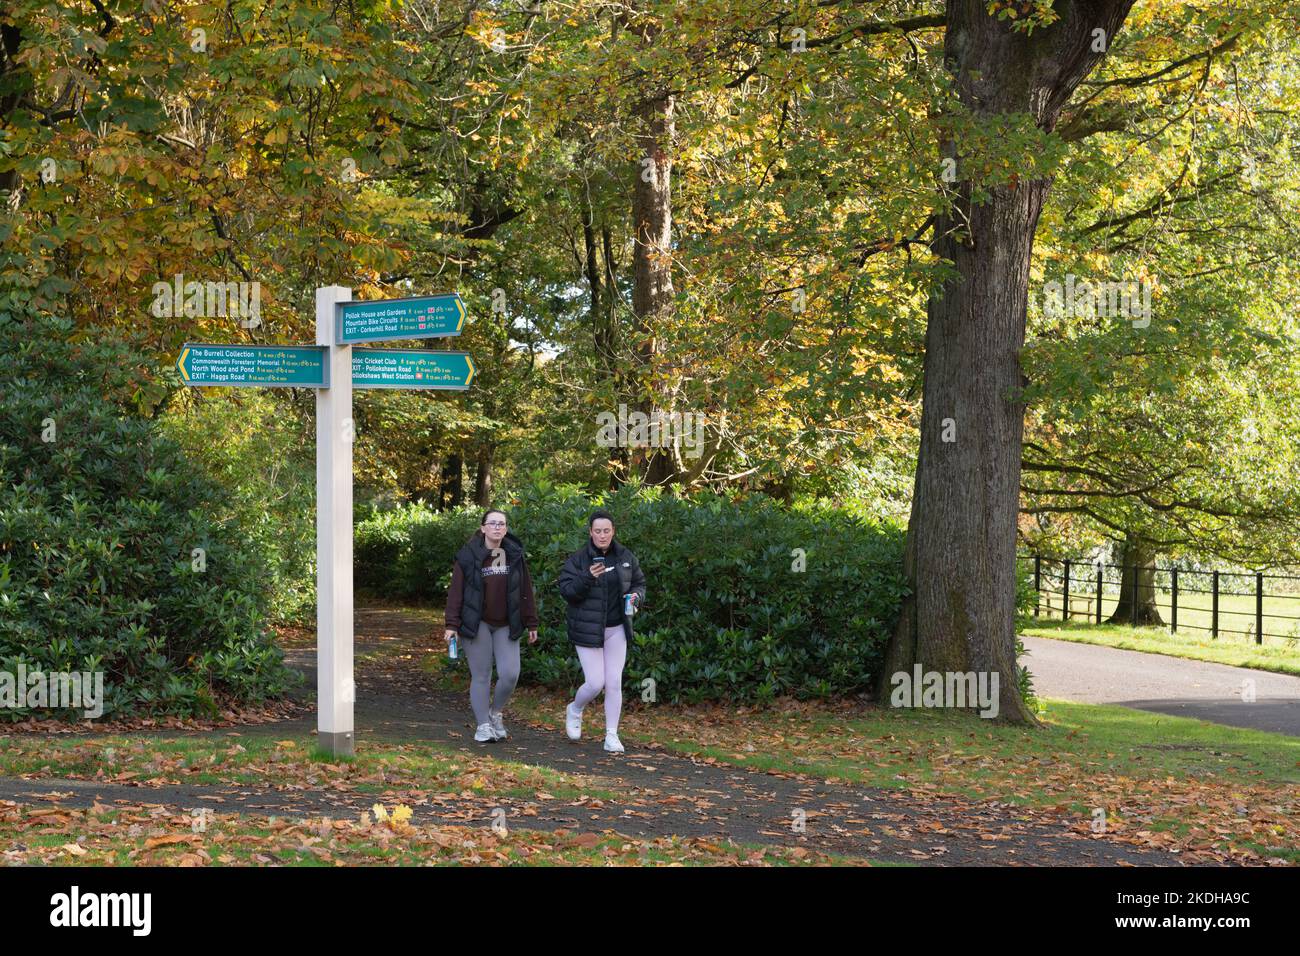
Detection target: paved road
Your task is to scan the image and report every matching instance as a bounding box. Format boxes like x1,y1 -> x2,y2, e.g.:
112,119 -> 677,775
1022,635 -> 1300,737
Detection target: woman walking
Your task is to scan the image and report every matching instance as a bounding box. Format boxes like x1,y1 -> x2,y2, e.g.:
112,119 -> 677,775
557,509 -> 646,753
444,509 -> 539,742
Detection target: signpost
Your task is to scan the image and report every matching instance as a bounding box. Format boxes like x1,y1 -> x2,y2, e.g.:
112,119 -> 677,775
316,287 -> 354,758
352,348 -> 476,390
337,292 -> 466,344
175,288 -> 473,756
177,344 -> 474,393
176,344 -> 328,388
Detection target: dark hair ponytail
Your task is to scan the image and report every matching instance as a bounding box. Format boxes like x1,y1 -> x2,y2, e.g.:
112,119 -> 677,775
481,508 -> 507,526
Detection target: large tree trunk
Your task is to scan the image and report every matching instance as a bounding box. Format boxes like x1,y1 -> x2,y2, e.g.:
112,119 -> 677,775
473,445 -> 494,509
439,453 -> 463,510
630,85 -> 677,487
602,223 -> 634,488
581,195 -> 602,336
0,24 -> 28,196
581,192 -> 617,372
880,1 -> 1135,724
1107,535 -> 1164,625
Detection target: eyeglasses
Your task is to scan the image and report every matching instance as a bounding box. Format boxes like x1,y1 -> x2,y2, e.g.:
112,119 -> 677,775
484,521 -> 507,527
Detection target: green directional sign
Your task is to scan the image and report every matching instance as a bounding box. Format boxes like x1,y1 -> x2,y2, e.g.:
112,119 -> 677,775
337,293 -> 466,344
176,344 -> 328,387
352,348 -> 476,390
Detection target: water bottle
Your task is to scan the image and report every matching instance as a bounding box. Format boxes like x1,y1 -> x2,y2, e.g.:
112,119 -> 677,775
449,634 -> 458,659
623,593 -> 637,617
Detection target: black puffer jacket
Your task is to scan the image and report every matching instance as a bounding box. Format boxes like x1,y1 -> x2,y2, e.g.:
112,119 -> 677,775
447,531 -> 536,642
557,539 -> 647,648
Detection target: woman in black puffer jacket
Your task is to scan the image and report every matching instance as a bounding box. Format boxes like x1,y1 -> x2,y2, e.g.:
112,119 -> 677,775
556,509 -> 646,753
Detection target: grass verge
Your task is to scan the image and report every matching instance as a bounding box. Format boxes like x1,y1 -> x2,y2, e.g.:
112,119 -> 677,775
1019,619 -> 1300,676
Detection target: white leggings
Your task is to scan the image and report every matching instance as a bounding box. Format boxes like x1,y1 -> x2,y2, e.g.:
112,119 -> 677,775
572,625 -> 627,734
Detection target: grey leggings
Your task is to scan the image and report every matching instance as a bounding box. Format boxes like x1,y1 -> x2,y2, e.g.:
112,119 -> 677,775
464,622 -> 520,725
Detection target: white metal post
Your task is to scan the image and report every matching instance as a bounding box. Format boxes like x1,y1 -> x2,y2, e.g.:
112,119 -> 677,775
316,285 -> 354,756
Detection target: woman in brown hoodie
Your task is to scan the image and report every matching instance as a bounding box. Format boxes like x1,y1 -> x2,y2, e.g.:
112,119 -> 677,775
443,509 -> 539,742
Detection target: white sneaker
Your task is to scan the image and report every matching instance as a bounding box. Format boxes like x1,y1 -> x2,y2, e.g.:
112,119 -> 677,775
489,710 -> 508,740
565,702 -> 582,740
474,722 -> 496,743
603,732 -> 624,753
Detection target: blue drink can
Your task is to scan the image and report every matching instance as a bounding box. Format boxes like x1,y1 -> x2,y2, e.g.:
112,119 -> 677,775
623,593 -> 637,617
449,635 -> 458,659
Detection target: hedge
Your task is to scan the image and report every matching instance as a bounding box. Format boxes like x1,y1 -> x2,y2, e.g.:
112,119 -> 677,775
355,481 -> 908,703
0,307 -> 296,719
